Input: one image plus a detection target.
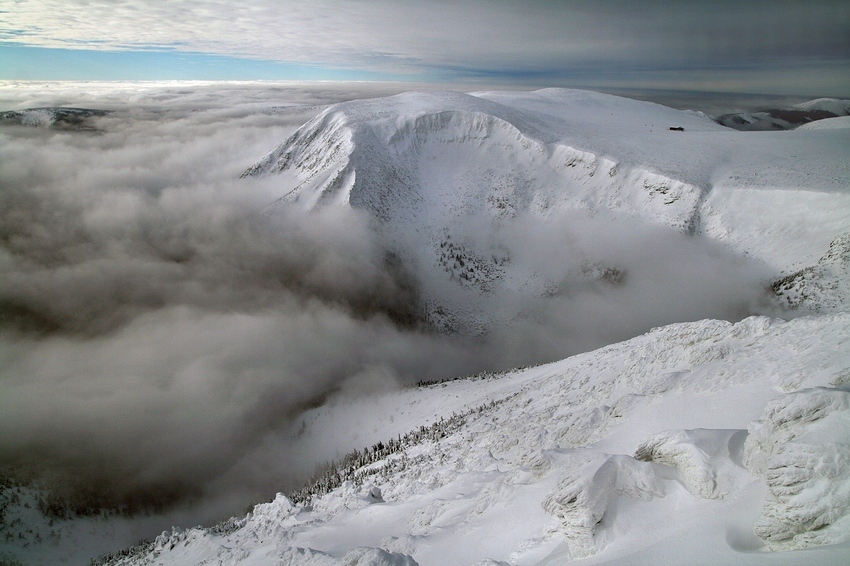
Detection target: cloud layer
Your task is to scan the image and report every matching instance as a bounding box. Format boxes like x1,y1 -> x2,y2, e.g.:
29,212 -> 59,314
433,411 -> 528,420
2,1 -> 849,91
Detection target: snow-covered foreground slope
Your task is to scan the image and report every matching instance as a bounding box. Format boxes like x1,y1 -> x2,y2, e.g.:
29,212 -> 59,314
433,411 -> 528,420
102,313 -> 850,565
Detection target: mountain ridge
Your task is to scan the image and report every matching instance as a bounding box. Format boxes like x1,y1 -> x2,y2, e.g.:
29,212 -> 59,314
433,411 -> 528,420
4,88 -> 849,566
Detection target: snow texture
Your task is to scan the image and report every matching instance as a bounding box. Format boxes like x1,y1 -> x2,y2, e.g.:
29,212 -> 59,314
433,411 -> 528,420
744,387 -> 850,550
772,232 -> 850,314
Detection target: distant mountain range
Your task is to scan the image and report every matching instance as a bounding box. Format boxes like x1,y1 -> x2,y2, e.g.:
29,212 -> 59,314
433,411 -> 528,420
714,98 -> 850,130
0,107 -> 109,129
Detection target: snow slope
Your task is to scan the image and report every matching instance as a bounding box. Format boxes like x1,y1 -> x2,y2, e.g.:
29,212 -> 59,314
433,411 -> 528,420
95,89 -> 849,566
99,313 -> 850,565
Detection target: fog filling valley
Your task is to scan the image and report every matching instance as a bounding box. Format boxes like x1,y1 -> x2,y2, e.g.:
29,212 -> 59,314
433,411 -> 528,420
0,84 -> 779,525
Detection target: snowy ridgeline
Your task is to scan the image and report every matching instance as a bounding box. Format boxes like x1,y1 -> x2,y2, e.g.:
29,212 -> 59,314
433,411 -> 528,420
94,314 -> 850,566
715,98 -> 850,131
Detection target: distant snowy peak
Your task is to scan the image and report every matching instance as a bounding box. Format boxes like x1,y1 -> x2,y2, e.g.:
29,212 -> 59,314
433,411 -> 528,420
794,97 -> 850,116
0,107 -> 109,129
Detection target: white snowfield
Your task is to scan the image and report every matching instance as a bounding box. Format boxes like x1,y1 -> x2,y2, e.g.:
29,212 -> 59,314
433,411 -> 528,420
798,115 -> 850,131
108,314 -> 850,566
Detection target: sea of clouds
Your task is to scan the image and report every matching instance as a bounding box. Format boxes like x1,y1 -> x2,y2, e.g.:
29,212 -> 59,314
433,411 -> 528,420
0,82 -> 779,525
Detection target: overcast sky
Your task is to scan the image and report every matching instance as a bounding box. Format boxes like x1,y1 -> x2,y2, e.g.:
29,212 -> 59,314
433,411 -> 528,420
1,1 -> 849,94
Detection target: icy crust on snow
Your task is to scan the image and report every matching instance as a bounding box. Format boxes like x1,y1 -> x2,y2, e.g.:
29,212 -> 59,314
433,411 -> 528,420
744,387 -> 850,550
103,314 -> 850,565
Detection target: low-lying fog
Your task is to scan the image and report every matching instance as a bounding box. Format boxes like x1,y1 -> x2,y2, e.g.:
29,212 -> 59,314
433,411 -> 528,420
0,82 -> 779,526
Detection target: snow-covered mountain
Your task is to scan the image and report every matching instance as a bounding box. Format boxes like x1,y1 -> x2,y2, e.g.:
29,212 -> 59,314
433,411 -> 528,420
0,107 -> 109,129
89,89 -> 849,565
243,89 -> 850,332
3,88 -> 849,566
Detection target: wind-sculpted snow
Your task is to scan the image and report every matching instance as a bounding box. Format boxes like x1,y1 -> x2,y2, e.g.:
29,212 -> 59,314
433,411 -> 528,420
98,314 -> 850,565
542,453 -> 666,558
744,387 -> 850,550
635,428 -> 748,499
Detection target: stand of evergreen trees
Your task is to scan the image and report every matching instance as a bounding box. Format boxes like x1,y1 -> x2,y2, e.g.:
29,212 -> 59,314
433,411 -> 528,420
94,397 -> 509,565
